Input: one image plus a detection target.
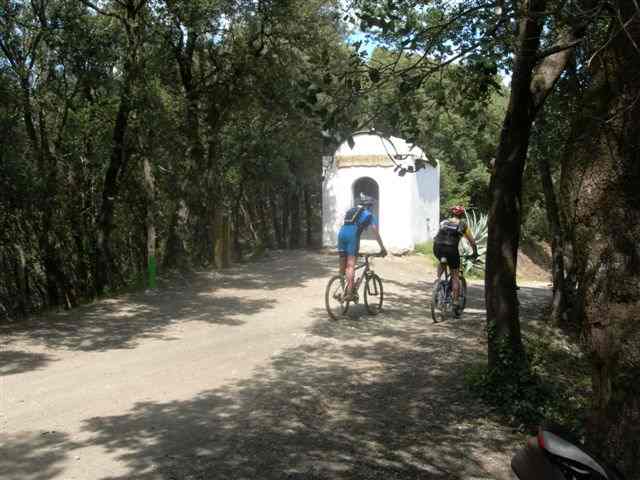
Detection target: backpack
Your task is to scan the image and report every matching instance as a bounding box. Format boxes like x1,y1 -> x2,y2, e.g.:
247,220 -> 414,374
343,206 -> 364,225
435,219 -> 465,246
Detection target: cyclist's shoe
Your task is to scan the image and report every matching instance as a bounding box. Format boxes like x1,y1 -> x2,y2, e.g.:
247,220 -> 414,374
453,300 -> 461,318
342,291 -> 357,303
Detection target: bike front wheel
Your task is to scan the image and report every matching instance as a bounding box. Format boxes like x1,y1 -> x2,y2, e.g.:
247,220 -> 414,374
325,275 -> 349,320
364,274 -> 383,315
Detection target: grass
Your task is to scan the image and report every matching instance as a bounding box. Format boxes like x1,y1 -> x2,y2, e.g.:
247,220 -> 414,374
414,240 -> 485,279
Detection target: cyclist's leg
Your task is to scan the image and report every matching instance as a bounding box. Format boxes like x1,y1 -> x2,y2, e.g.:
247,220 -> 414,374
433,243 -> 444,279
448,250 -> 462,304
345,255 -> 357,297
338,225 -> 358,298
451,270 -> 460,302
338,253 -> 347,276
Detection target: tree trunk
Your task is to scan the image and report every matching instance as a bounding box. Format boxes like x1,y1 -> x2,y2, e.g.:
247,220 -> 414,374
271,191 -> 283,248
290,186 -> 301,249
143,157 -> 157,288
486,0 -> 546,372
232,194 -> 242,261
304,186 -> 313,247
280,189 -> 290,249
94,1 -> 144,295
535,153 -> 567,323
256,196 -> 272,248
95,89 -> 132,294
486,0 -> 579,373
561,4 -> 640,474
14,244 -> 28,316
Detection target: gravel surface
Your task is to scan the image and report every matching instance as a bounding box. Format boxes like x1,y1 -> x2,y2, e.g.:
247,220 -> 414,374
1,251 -> 551,480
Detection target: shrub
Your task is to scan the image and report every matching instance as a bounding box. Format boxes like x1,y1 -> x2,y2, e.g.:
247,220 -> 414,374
460,210 -> 487,276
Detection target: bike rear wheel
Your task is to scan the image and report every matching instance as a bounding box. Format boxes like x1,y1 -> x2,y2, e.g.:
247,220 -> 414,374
325,275 -> 349,320
430,280 -> 449,323
364,274 -> 383,315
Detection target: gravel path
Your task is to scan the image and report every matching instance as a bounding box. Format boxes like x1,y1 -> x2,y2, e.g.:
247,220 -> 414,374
1,251 -> 551,480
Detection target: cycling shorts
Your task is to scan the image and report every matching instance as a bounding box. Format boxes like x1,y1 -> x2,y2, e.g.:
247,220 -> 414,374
337,224 -> 359,257
433,243 -> 460,269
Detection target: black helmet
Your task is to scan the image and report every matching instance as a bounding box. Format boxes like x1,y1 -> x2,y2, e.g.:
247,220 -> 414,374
357,193 -> 375,207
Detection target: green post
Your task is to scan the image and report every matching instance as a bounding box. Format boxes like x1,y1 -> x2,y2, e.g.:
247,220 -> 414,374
148,255 -> 157,289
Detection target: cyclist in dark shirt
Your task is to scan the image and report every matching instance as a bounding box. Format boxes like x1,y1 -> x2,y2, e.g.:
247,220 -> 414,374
433,205 -> 478,309
338,194 -> 387,300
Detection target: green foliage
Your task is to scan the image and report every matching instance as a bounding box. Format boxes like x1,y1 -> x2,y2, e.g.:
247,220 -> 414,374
414,240 -> 433,256
414,240 -> 440,268
465,329 -> 590,434
460,210 -> 488,276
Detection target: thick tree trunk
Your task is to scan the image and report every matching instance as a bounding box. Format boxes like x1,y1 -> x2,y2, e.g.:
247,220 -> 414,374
561,5 -> 640,474
94,1 -> 144,295
486,1 -> 579,372
95,89 -> 131,294
486,0 -> 546,371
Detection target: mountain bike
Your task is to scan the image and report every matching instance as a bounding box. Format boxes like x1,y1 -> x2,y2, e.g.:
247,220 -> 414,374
325,254 -> 384,320
430,254 -> 474,322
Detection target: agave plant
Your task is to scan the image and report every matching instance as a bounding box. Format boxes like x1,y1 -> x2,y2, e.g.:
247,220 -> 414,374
460,210 -> 488,275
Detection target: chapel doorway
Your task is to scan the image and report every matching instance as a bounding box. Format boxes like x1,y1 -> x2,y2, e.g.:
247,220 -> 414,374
352,177 -> 379,240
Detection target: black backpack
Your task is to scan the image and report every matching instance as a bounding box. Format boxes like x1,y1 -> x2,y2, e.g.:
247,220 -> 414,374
343,206 -> 364,225
435,220 -> 465,246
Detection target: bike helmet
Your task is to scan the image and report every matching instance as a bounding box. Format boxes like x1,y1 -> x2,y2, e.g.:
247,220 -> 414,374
357,193 -> 376,207
451,205 -> 465,217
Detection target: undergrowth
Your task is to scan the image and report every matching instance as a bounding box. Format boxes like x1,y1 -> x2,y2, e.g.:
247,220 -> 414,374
465,325 -> 591,437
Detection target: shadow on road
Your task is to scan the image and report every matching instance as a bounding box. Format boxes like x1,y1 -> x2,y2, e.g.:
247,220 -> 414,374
63,282 -> 551,478
0,251 -> 332,354
0,350 -> 55,377
1,255 -> 557,480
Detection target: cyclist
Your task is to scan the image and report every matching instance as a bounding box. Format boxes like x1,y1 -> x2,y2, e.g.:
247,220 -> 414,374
337,194 -> 387,300
433,205 -> 478,315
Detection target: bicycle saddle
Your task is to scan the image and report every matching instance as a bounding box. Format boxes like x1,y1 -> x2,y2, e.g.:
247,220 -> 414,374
511,429 -> 623,480
538,430 -> 615,479
439,256 -> 448,264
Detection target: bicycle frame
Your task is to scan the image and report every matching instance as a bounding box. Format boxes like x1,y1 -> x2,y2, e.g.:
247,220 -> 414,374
351,256 -> 372,293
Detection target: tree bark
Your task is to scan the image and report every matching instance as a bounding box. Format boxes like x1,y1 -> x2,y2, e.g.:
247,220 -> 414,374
95,85 -> 132,294
486,0 -> 546,371
94,0 -> 145,295
535,153 -> 567,323
486,1 -> 580,372
271,191 -> 283,248
561,4 -> 640,473
290,185 -> 301,249
143,157 -> 157,288
304,186 -> 313,247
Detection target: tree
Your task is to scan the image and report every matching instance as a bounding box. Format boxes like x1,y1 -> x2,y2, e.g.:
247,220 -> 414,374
560,2 -> 640,472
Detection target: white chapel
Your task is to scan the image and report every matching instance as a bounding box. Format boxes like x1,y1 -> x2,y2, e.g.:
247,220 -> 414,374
322,131 -> 440,254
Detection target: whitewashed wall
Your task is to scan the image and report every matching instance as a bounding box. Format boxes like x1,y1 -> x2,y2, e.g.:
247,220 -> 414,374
322,132 -> 440,253
322,164 -> 439,252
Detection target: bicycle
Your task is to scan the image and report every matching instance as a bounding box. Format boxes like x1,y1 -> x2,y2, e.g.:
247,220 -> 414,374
325,254 -> 384,320
430,254 -> 474,322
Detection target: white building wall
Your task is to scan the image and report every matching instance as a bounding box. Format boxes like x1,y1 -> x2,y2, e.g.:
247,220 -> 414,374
322,132 -> 440,253
323,165 -> 418,252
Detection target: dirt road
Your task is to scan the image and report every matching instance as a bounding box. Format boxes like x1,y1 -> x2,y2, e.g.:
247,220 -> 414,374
1,251 -> 550,480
